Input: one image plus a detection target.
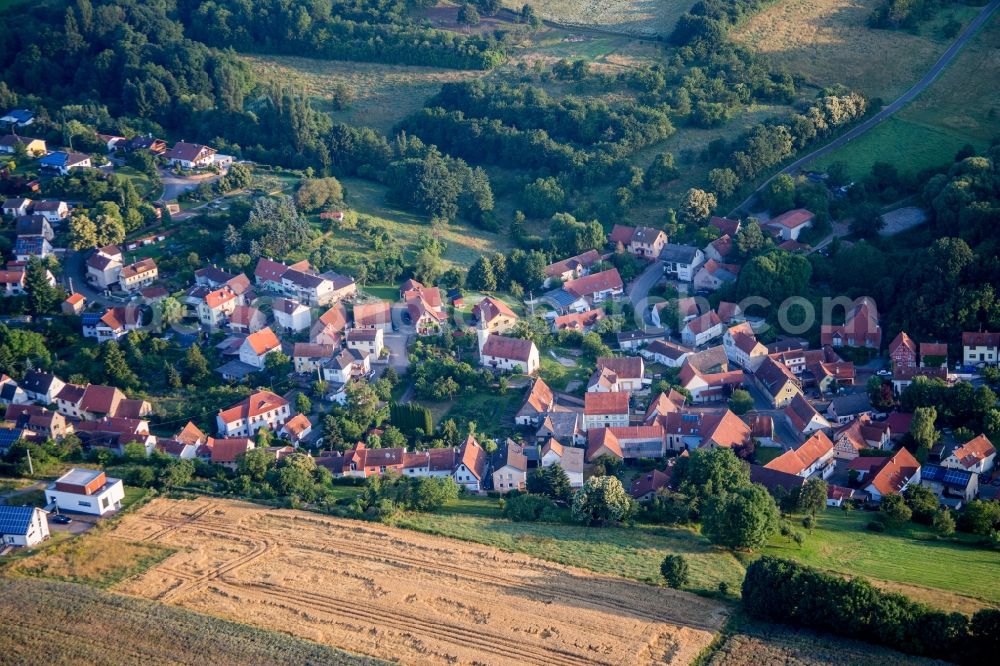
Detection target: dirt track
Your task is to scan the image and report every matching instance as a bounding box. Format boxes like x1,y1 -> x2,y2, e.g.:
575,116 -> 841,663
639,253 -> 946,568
110,498 -> 726,665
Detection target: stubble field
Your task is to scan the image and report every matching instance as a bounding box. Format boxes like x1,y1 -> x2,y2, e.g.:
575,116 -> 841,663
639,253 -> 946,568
108,497 -> 727,665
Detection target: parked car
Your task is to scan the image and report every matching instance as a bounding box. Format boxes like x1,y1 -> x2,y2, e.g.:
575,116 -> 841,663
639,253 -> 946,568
51,514 -> 72,524
876,369 -> 892,377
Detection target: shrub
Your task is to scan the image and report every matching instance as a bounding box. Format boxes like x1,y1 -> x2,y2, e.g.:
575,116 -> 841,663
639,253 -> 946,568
501,493 -> 557,522
660,554 -> 690,589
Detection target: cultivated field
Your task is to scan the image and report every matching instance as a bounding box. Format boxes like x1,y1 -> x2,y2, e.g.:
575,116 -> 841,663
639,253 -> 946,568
707,620 -> 948,665
0,577 -> 381,665
500,0 -> 696,36
733,0 -> 979,99
108,497 -> 727,665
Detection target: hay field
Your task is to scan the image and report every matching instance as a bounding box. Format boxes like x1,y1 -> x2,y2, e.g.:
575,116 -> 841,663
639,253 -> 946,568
500,0 -> 696,37
0,577 -> 381,666
108,497 -> 727,666
732,0 -> 979,99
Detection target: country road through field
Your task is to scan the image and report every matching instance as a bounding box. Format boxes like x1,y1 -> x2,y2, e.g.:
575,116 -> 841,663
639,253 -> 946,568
728,0 -> 1000,217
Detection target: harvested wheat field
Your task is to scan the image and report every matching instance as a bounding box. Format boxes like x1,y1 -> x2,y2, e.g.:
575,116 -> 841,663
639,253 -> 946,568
109,497 -> 727,666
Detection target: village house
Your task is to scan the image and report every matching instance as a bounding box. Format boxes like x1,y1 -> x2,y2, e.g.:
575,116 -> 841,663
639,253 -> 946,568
723,322 -> 768,371
941,434 -> 995,475
491,441 -> 528,493
278,413 -> 313,445
126,135 -> 168,154
310,303 -> 349,346
477,330 -> 539,375
765,209 -> 814,241
587,424 -> 665,461
677,357 -> 744,404
609,224 -> 668,259
216,390 -> 291,437
293,342 -> 336,374
0,109 -> 34,127
919,464 -> 978,508
86,245 -> 124,289
402,448 -> 460,478
753,356 -> 802,408
194,285 -> 243,327
15,214 -> 54,241
82,306 -> 143,343
38,151 -> 92,175
32,200 -> 70,224
401,279 -> 446,335
538,439 -> 585,487
562,269 -> 624,306
891,366 -> 948,394
543,249 -> 601,287
889,331 -> 918,370
962,330 -> 998,366
682,310 -> 724,348
453,436 -> 487,491
2,197 -> 32,217
821,298 -> 882,349
74,417 -> 153,453
19,370 -> 65,404
704,234 -> 735,263
0,505 -> 49,548
660,244 -> 705,282
4,404 -> 69,440
13,236 -> 52,261
515,378 -> 558,426
46,468 -> 124,516
535,412 -> 585,446
616,328 -> 665,351
0,376 -> 28,407
273,298 -> 311,333
196,266 -> 237,288
826,392 -> 875,424
321,348 -> 371,386
655,409 -> 750,451
353,301 -> 392,330
552,308 -> 606,333
764,431 -> 836,480
630,468 -> 672,501
863,448 -> 921,502
919,342 -> 948,368
239,327 -> 282,369
282,268 -> 336,306
583,392 -> 630,430
208,438 -> 254,469
163,141 -> 216,169
643,390 -> 687,424
347,327 -> 384,358
473,296 -> 519,335
784,393 -> 832,438
228,305 -> 267,334
693,260 -> 742,292
335,444 -> 405,478
0,135 -> 46,156
640,339 -> 692,368
587,356 -> 647,393
62,292 -> 85,315
118,258 -> 158,292
56,383 -> 150,422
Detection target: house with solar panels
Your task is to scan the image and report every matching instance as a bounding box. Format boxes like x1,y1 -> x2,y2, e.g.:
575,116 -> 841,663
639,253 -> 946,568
919,464 -> 978,508
0,505 -> 49,547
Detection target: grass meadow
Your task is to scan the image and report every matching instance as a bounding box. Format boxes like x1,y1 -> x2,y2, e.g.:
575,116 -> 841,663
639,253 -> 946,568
733,0 -> 981,99
499,0 -> 697,37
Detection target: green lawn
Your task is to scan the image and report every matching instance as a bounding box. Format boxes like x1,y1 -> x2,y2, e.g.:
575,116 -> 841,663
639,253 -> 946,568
114,166 -> 156,198
539,351 -> 591,391
765,509 -> 1000,608
391,504 -> 747,594
359,284 -> 400,301
753,446 -> 785,466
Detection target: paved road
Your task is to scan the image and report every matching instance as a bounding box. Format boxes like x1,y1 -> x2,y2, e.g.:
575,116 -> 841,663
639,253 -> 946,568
728,0 -> 1000,217
628,260 -> 664,325
159,168 -> 220,202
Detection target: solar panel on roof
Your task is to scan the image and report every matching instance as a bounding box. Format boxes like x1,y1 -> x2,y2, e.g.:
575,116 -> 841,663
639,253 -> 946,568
0,505 -> 37,536
0,428 -> 23,450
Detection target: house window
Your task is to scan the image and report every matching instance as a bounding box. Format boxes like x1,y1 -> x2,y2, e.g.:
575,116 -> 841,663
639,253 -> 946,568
78,500 -> 91,507
101,497 -> 109,509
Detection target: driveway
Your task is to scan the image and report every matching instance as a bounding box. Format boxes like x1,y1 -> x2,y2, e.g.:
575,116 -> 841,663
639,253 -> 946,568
382,332 -> 411,373
728,0 -> 1000,217
62,250 -> 120,308
159,168 -> 222,202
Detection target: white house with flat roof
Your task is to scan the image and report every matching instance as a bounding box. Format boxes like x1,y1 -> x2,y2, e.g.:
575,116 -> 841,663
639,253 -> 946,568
45,468 -> 124,516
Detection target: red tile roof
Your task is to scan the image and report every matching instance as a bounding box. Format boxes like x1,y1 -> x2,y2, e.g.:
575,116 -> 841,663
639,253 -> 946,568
209,437 -> 253,463
552,309 -> 605,331
564,269 -> 623,298
473,296 -> 518,323
457,436 -> 486,480
244,327 -> 280,355
768,208 -> 814,229
218,390 -> 288,425
353,301 -> 391,328
867,448 -> 920,497
949,434 -> 995,470
481,334 -> 536,363
596,356 -> 644,379
584,391 -> 629,415
630,468 -> 672,498
765,431 -> 833,475
962,331 -> 999,348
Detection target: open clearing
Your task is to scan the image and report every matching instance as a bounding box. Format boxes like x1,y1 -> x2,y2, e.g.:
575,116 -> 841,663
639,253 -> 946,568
0,577 -> 380,665
108,497 -> 727,665
733,0 -> 980,99
500,0 -> 696,37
